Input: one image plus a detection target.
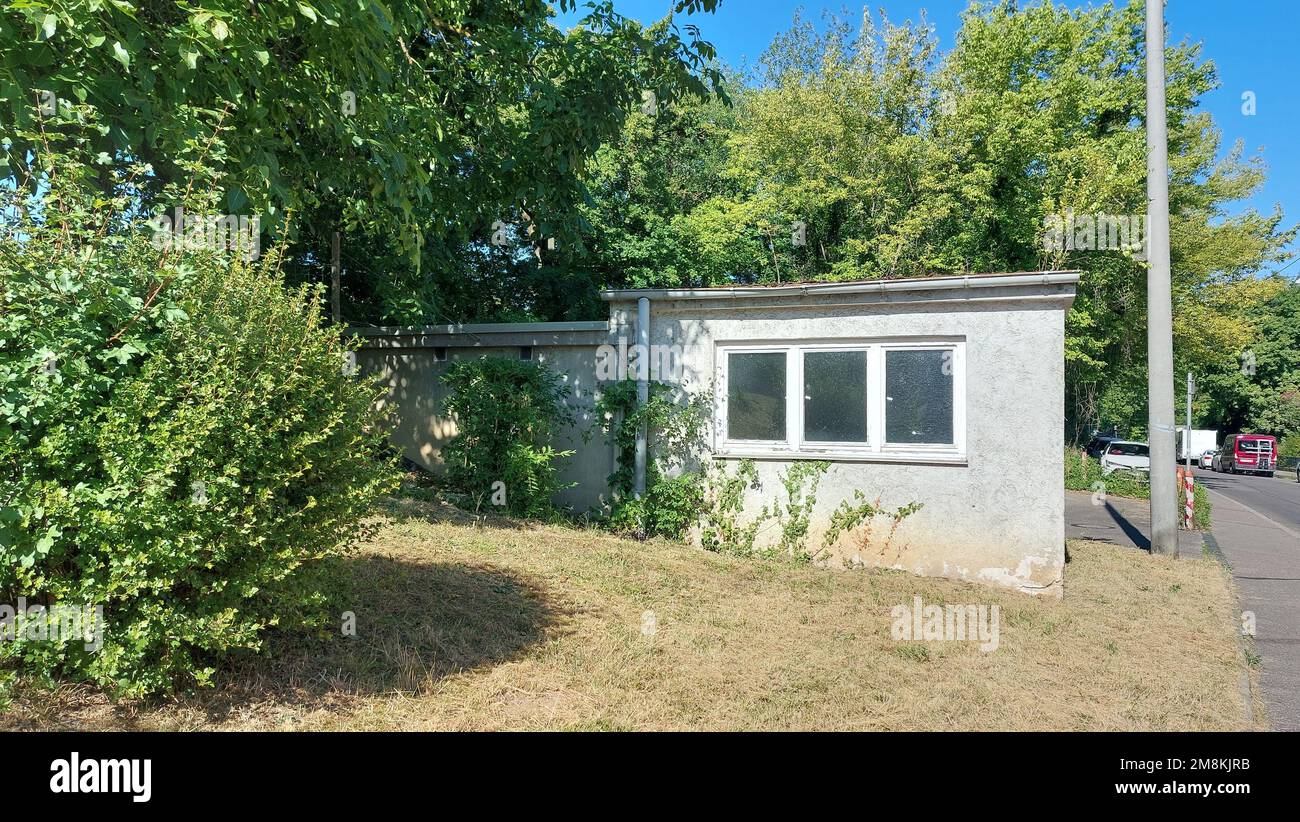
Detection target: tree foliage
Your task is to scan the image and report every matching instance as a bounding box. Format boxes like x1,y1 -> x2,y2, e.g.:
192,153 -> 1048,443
0,0 -> 728,322
570,2 -> 1297,440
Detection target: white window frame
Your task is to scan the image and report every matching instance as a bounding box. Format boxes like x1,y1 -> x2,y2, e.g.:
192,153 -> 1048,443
714,338 -> 966,464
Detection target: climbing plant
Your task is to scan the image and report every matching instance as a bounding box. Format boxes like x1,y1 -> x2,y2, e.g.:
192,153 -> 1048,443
591,378 -> 710,538
821,491 -> 924,560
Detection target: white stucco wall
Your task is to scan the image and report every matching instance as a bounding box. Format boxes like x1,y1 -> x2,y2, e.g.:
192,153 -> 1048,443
358,274 -> 1075,597
606,277 -> 1074,596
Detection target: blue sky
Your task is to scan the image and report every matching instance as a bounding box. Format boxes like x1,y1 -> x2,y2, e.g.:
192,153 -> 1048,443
557,0 -> 1299,275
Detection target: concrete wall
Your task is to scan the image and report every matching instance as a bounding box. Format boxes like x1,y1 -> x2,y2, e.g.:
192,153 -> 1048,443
354,323 -> 616,512
607,279 -> 1073,596
358,274 -> 1075,597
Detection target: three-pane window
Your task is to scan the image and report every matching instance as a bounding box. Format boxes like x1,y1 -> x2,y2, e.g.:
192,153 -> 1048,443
718,341 -> 964,459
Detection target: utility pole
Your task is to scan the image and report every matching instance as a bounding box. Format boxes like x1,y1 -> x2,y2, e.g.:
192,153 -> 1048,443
1146,0 -> 1179,556
1185,372 -> 1194,470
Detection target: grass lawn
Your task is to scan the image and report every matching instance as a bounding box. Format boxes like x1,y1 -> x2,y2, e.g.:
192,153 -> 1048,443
2,496 -> 1260,731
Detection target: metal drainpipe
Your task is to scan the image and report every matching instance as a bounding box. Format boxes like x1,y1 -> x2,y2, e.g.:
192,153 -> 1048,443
634,297 -> 650,498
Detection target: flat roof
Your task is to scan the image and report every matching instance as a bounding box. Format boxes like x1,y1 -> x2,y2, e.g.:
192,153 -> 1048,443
599,270 -> 1081,301
349,320 -> 609,337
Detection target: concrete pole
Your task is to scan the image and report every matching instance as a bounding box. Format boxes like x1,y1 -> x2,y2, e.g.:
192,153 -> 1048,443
1146,0 -> 1179,556
633,297 -> 650,498
1185,372 -> 1194,470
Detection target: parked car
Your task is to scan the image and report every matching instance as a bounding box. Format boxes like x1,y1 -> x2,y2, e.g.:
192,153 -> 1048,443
1100,441 -> 1150,475
1085,434 -> 1119,458
1198,449 -> 1216,469
1217,433 -> 1278,477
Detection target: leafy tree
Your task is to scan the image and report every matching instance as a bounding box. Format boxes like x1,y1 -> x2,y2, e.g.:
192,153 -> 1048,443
573,76 -> 758,290
1200,282 -> 1300,438
573,3 -> 1295,440
1,0 -> 728,322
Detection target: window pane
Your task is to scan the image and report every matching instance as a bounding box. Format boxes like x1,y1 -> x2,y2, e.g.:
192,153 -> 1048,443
885,350 -> 954,444
803,351 -> 868,442
727,352 -> 786,440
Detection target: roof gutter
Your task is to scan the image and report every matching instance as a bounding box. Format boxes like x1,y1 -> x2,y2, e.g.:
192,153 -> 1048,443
599,271 -> 1080,302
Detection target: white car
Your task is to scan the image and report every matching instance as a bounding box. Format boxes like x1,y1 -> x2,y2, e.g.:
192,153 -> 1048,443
1198,449 -> 1215,469
1100,440 -> 1150,475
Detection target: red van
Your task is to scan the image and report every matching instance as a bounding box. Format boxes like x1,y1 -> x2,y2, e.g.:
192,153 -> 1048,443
1216,434 -> 1278,477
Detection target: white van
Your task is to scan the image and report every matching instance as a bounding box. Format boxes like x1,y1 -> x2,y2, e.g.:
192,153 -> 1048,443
1100,440 -> 1150,475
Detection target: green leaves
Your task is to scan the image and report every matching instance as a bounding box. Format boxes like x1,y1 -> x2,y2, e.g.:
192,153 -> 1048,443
440,357 -> 575,519
1,0 -> 728,329
0,130 -> 396,696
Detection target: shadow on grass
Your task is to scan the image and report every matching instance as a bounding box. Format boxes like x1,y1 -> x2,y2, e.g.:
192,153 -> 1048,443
377,494 -> 532,530
167,554 -> 562,725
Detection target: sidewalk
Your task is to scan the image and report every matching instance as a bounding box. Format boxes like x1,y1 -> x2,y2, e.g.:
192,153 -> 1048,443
1202,488 -> 1300,731
1064,490 -> 1202,554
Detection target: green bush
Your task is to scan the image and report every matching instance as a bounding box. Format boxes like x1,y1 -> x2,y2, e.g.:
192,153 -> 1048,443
1192,481 -> 1212,531
439,357 -> 575,518
1063,448 -> 1150,499
591,379 -> 710,539
1,130 -> 394,696
1279,434 -> 1300,458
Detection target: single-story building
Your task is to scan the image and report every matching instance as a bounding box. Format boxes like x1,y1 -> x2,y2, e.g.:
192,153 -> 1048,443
355,270 -> 1080,597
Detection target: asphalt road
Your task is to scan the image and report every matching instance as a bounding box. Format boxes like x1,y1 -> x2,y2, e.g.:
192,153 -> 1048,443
1192,469 -> 1300,730
1194,468 -> 1300,533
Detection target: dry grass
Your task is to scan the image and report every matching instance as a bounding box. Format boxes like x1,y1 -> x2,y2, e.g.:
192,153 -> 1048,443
1,497 -> 1260,730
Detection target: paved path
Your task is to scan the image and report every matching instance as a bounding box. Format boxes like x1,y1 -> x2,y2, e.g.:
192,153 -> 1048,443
1064,490 -> 1202,553
1196,469 -> 1300,533
1195,475 -> 1300,731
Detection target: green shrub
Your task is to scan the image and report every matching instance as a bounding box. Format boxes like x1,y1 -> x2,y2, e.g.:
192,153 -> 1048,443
606,472 -> 705,539
1192,481 -> 1212,531
439,356 -> 575,518
1279,434 -> 1300,458
1,129 -> 394,696
591,379 -> 710,539
1063,448 -> 1149,499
